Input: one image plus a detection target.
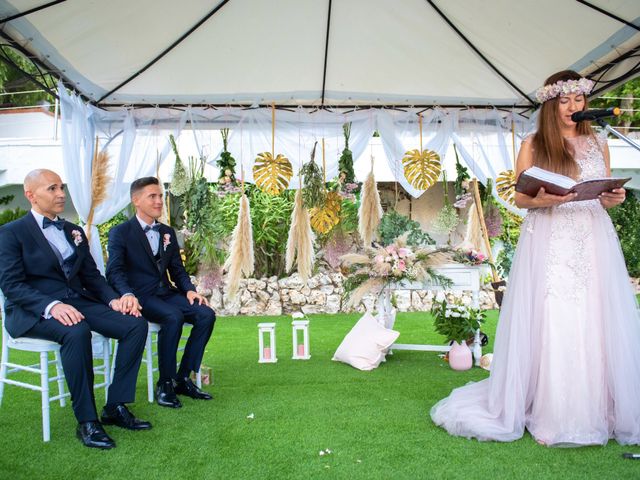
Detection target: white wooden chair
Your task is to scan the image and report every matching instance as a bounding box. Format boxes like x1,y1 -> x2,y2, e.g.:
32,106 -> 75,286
112,322 -> 203,403
0,291 -> 112,441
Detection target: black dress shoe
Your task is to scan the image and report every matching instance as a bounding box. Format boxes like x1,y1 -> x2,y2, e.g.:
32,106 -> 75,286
100,404 -> 152,430
156,380 -> 182,408
175,377 -> 213,400
76,421 -> 115,449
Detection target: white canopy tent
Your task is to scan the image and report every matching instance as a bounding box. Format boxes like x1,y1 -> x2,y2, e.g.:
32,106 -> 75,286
1,1 -> 639,268
1,0 -> 639,108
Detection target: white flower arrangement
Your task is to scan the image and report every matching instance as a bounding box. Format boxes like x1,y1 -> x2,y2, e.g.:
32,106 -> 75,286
163,233 -> 171,251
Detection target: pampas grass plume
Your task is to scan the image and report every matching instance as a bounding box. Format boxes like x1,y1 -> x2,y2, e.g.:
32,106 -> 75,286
224,193 -> 254,299
286,189 -> 315,282
358,171 -> 383,247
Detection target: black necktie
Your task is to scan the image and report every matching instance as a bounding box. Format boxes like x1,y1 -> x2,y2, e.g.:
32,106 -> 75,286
144,224 -> 161,233
43,217 -> 65,230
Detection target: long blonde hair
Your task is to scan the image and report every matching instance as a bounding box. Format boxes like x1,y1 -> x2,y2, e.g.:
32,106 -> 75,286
532,70 -> 595,178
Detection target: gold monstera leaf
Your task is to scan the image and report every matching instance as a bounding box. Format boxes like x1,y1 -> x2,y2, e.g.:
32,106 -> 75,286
310,191 -> 342,234
402,149 -> 442,190
496,170 -> 517,206
253,152 -> 293,195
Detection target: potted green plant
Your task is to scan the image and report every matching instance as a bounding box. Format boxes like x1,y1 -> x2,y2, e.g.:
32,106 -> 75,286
431,299 -> 485,370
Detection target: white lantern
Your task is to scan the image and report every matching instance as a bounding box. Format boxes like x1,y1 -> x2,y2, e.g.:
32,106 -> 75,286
291,320 -> 310,360
258,322 -> 277,363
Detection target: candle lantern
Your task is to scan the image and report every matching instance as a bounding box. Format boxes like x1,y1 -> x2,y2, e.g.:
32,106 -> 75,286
291,320 -> 310,360
258,322 -> 277,363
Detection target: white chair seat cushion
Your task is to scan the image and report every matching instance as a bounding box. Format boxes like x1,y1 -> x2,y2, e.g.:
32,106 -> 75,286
332,311 -> 400,371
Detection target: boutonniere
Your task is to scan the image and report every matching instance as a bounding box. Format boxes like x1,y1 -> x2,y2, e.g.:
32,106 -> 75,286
163,233 -> 171,251
71,230 -> 83,246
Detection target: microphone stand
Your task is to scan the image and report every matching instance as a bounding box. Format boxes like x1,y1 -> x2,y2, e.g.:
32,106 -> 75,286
596,119 -> 640,153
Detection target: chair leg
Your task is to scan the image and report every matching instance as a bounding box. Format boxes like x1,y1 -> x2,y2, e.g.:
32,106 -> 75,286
145,332 -> 154,403
53,350 -> 66,407
110,340 -> 118,383
0,335 -> 8,406
196,370 -> 202,389
40,351 -> 51,442
102,338 -> 111,402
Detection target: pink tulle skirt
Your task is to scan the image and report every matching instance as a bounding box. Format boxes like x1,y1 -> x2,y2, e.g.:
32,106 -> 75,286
431,200 -> 640,446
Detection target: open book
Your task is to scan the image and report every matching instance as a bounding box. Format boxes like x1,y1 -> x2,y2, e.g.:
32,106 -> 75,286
515,166 -> 630,202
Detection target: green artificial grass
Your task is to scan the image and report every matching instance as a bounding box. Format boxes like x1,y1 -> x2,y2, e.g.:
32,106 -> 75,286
1,310 -> 639,480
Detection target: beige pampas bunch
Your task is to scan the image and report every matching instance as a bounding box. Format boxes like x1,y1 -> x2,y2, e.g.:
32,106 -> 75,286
86,142 -> 111,241
224,193 -> 255,299
286,188 -> 315,282
358,170 -> 383,247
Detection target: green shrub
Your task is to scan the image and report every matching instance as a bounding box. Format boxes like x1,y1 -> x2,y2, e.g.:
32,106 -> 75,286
609,191 -> 640,277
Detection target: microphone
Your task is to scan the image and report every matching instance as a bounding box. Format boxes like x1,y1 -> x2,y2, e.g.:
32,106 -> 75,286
571,107 -> 621,122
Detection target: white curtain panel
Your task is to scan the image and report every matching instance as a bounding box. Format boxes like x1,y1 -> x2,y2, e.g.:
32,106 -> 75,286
60,85 -> 189,271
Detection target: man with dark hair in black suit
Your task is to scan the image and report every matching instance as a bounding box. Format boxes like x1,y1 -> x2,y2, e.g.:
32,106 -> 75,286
0,169 -> 151,449
106,176 -> 214,409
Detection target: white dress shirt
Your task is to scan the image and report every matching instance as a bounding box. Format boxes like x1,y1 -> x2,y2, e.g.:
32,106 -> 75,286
31,210 -> 74,318
137,215 -> 160,255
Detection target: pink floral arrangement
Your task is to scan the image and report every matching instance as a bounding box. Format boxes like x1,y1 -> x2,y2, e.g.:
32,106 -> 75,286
341,234 -> 453,306
453,248 -> 488,266
163,233 -> 171,251
71,229 -> 83,246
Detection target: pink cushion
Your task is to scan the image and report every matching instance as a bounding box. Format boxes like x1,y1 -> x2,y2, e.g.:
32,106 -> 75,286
332,311 -> 400,371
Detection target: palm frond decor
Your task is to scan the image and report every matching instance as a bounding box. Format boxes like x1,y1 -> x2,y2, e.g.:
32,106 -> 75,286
253,104 -> 292,195
402,148 -> 442,191
286,188 -> 316,282
310,191 -> 342,234
358,170 -> 383,247
224,193 -> 255,299
496,169 -> 517,206
402,114 -> 442,191
252,152 -> 293,195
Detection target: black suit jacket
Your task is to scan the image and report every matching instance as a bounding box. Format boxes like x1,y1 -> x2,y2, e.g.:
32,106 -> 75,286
106,217 -> 195,301
0,213 -> 119,337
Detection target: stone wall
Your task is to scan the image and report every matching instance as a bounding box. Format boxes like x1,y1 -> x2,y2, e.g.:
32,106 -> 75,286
194,268 -> 502,317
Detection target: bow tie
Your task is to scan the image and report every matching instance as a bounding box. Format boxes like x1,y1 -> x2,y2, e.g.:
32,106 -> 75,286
144,224 -> 161,233
43,217 -> 65,231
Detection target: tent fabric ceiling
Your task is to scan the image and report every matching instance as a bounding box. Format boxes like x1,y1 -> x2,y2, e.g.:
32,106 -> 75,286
1,0 -> 639,108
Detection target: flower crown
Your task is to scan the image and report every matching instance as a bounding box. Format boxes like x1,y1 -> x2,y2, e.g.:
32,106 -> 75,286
535,78 -> 594,103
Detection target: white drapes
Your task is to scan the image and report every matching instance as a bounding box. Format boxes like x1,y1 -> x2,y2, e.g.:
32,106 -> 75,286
60,86 -> 534,267
59,85 -> 189,272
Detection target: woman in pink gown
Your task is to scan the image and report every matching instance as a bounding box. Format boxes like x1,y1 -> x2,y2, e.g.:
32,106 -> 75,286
431,70 -> 640,446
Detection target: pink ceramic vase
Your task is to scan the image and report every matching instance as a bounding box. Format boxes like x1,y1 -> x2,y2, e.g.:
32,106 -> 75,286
448,340 -> 472,371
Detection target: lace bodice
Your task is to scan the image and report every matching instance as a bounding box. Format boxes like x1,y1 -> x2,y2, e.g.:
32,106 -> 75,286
522,133 -> 615,302
565,134 -> 608,181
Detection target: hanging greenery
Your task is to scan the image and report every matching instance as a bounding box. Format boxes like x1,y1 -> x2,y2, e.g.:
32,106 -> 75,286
217,128 -> 237,187
453,144 -> 470,197
169,134 -> 190,197
338,122 -> 355,184
300,142 -> 326,209
431,171 -> 460,237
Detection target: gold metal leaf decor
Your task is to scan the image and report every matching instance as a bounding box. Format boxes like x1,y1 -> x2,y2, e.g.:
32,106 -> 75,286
253,152 -> 293,195
402,149 -> 442,190
310,191 -> 342,234
496,169 -> 517,205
